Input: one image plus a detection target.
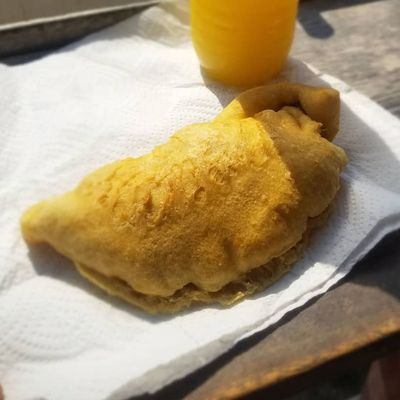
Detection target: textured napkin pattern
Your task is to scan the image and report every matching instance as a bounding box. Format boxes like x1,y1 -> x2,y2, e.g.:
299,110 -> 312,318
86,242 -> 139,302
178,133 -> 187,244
1,3 -> 400,400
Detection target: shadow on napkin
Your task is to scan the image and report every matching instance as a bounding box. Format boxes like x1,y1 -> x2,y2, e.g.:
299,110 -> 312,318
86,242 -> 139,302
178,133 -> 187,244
350,227 -> 400,301
338,102 -> 400,194
27,243 -> 177,324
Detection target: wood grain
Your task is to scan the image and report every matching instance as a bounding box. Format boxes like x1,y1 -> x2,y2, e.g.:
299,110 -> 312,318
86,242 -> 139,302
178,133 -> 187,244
292,0 -> 400,117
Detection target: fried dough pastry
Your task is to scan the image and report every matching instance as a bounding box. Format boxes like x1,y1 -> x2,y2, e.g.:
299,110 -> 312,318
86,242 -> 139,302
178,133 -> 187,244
21,83 -> 348,314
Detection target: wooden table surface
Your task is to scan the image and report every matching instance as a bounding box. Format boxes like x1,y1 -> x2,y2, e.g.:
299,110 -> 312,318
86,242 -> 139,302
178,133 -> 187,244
135,1 -> 400,399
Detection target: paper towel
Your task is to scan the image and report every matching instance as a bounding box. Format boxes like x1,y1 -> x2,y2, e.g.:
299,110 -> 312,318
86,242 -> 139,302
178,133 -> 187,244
1,3 -> 400,400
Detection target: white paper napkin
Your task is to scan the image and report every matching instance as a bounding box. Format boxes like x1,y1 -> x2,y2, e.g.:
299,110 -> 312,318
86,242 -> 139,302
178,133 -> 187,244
1,3 -> 400,400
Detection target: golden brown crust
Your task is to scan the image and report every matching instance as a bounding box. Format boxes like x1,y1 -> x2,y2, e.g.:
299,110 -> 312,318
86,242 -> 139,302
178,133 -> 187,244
21,82 -> 347,314
74,206 -> 331,314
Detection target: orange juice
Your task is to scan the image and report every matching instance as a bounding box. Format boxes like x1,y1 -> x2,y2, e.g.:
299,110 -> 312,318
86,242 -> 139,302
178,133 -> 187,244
190,0 -> 298,86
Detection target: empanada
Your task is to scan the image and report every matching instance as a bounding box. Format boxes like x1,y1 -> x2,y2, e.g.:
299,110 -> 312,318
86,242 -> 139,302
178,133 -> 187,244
21,83 -> 347,314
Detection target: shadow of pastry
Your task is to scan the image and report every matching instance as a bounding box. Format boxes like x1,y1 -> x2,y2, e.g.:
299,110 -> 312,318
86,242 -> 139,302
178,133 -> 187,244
27,242 -> 178,323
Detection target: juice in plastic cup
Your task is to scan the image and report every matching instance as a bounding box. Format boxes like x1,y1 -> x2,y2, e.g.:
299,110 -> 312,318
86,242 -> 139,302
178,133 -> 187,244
190,0 -> 299,86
